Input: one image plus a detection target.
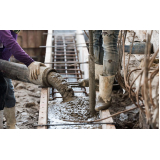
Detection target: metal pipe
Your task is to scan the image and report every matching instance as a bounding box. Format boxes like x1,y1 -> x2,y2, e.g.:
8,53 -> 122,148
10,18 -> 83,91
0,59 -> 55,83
44,61 -> 88,64
89,30 -> 96,114
40,46 -> 88,48
34,122 -> 116,127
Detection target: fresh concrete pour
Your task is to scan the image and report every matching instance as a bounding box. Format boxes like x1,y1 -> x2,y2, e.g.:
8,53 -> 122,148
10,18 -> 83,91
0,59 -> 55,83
48,97 -> 101,129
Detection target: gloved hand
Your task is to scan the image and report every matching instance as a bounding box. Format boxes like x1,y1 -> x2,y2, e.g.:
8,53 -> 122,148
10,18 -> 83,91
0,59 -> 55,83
28,61 -> 46,80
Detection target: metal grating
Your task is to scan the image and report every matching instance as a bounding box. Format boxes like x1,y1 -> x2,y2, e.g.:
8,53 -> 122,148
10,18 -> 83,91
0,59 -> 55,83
51,32 -> 88,100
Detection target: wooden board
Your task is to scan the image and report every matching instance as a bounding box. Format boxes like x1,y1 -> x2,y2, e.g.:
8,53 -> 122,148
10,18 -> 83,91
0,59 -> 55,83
37,30 -> 53,129
100,109 -> 116,129
22,30 -> 28,48
37,89 -> 48,129
28,30 -> 36,48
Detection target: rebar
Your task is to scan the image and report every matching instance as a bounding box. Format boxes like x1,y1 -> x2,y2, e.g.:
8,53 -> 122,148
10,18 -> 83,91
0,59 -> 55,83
34,122 -> 116,127
89,30 -> 96,114
116,30 -> 159,128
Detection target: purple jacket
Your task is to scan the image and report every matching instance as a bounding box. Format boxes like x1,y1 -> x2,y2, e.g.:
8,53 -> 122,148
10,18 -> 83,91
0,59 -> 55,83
0,30 -> 34,66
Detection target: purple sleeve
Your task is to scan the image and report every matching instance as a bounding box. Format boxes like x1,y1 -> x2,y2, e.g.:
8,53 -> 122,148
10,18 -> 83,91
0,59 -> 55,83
0,30 -> 34,66
10,30 -> 18,40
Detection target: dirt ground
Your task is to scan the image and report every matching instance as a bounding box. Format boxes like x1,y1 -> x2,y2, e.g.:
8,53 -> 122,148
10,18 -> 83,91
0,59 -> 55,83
4,80 -> 41,129
110,88 -> 140,129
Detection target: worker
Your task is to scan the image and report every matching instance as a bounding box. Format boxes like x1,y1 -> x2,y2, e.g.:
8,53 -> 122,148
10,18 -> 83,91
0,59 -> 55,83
79,30 -> 119,111
0,30 -> 46,129
78,30 -> 104,86
95,30 -> 119,111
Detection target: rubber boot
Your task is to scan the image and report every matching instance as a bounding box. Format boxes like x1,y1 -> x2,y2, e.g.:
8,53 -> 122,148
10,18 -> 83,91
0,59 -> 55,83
78,64 -> 103,90
95,96 -> 111,111
4,106 -> 17,129
0,110 -> 3,129
95,75 -> 115,111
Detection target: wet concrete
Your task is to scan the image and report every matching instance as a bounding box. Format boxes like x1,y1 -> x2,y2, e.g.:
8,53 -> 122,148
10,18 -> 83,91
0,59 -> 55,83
47,75 -> 102,129
48,97 -> 102,129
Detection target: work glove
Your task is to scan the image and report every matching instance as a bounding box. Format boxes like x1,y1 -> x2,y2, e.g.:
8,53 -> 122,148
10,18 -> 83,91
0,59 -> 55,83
28,61 -> 46,80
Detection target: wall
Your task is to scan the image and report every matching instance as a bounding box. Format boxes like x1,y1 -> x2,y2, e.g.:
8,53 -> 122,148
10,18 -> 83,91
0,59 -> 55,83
16,30 -> 47,62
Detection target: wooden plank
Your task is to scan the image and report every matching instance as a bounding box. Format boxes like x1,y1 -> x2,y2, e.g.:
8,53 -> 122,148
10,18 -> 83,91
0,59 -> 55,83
22,30 -> 28,48
100,109 -> 116,129
37,89 -> 48,129
37,30 -> 53,129
24,48 -> 36,57
28,30 -> 36,48
35,30 -> 42,48
17,35 -> 22,46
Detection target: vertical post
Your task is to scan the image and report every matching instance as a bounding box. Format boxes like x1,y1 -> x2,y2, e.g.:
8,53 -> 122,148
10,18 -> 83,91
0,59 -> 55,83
89,30 -> 96,114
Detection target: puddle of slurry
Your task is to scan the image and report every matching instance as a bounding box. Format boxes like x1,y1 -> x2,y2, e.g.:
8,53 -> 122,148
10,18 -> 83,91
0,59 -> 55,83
48,97 -> 102,129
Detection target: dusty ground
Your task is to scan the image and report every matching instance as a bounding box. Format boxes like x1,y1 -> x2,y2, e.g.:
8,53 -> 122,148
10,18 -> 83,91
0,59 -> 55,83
110,88 -> 140,129
4,80 -> 41,129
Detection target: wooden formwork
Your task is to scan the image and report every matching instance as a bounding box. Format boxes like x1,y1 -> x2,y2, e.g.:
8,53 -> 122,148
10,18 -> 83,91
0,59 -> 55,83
37,30 -> 53,129
17,30 -> 47,62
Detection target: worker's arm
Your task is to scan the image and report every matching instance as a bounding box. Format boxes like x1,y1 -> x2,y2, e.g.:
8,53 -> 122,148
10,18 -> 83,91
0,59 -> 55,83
0,30 -> 34,66
0,30 -> 46,80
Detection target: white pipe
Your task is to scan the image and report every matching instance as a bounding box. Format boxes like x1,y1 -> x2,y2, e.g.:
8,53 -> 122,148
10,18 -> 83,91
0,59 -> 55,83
76,30 -> 89,93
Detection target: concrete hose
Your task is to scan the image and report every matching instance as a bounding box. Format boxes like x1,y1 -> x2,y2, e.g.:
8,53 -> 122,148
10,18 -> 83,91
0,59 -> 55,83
0,59 -> 74,101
